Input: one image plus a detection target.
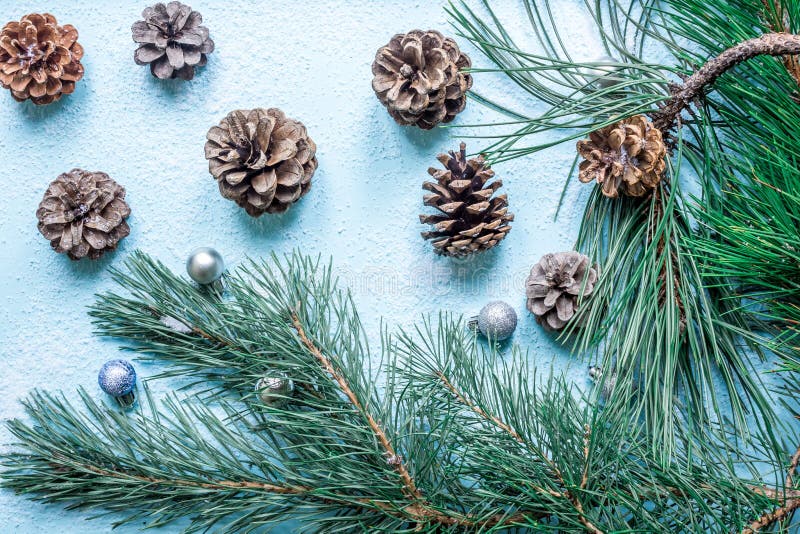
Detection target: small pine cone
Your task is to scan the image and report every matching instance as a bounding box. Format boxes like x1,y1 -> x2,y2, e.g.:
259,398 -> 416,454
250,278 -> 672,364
420,143 -> 513,257
526,251 -> 598,331
132,1 -> 214,80
577,115 -> 667,198
372,30 -> 472,130
36,169 -> 131,260
0,13 -> 84,105
204,108 -> 318,217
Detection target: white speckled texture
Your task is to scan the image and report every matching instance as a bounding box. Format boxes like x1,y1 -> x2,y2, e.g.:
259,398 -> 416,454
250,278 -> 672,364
0,1 -> 792,532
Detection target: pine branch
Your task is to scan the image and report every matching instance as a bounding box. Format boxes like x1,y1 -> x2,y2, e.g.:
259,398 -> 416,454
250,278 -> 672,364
2,251 -> 796,532
448,0 -> 797,456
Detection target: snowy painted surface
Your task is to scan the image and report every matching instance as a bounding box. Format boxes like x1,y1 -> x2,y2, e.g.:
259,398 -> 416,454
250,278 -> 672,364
0,1 -> 789,532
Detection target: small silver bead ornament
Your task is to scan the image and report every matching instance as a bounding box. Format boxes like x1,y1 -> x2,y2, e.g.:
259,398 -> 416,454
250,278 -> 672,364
583,54 -> 623,89
186,247 -> 225,285
255,375 -> 294,406
98,359 -> 137,407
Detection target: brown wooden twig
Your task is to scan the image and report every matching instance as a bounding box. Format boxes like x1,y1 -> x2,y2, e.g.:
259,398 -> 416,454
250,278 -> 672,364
290,313 -> 421,501
652,33 -> 800,133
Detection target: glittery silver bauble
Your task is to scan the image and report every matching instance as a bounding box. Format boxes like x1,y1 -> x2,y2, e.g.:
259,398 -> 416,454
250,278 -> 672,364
583,54 -> 622,89
255,375 -> 294,406
472,301 -> 517,341
186,247 -> 225,285
588,365 -> 616,400
98,359 -> 137,406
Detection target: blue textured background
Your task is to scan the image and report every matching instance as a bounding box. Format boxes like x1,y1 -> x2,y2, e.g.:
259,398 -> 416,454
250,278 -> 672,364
0,1 -> 791,532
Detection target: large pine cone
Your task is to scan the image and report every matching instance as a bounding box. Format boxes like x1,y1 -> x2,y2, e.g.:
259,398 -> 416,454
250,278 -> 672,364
526,251 -> 598,331
420,143 -> 513,257
204,108 -> 318,217
36,169 -> 131,260
372,30 -> 472,130
577,115 -> 666,198
0,13 -> 84,105
132,2 -> 214,80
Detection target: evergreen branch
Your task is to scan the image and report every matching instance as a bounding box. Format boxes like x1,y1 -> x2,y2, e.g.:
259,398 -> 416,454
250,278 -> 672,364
448,0 -> 793,456
3,251 -> 798,531
435,370 -> 524,444
289,312 -> 422,502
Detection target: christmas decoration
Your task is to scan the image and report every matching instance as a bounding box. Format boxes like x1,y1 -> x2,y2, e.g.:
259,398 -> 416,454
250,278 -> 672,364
371,29 -> 472,129
3,251 -> 799,533
576,115 -> 667,198
420,142 -> 513,257
588,365 -> 616,400
132,1 -> 214,80
469,300 -> 517,341
0,13 -> 84,105
204,108 -> 318,216
36,169 -> 131,261
159,315 -> 193,334
582,54 -> 622,89
255,374 -> 294,406
526,251 -> 598,331
186,247 -> 224,285
98,359 -> 137,407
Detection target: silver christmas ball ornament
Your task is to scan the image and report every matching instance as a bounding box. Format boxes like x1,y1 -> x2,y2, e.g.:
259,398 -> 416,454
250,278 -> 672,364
583,54 -> 622,89
255,374 -> 294,406
471,301 -> 517,341
98,359 -> 137,407
186,247 -> 225,285
588,365 -> 616,400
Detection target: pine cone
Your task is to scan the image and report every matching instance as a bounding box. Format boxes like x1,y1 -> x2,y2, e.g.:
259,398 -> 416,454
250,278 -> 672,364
526,251 -> 598,331
36,169 -> 131,260
420,143 -> 513,257
0,13 -> 84,105
372,30 -> 472,130
132,1 -> 214,80
576,115 -> 666,198
204,108 -> 318,217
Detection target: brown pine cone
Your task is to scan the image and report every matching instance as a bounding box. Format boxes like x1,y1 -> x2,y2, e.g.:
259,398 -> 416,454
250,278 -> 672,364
372,30 -> 472,130
526,251 -> 598,331
36,169 -> 131,260
0,13 -> 84,105
132,1 -> 214,80
420,142 -> 513,257
576,115 -> 667,198
204,108 -> 318,217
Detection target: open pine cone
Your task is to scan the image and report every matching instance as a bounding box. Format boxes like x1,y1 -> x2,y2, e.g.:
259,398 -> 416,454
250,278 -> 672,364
577,115 -> 667,198
526,251 -> 598,331
132,2 -> 214,80
420,142 -> 513,257
205,108 -> 318,217
36,169 -> 131,260
372,30 -> 472,129
0,13 -> 84,105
